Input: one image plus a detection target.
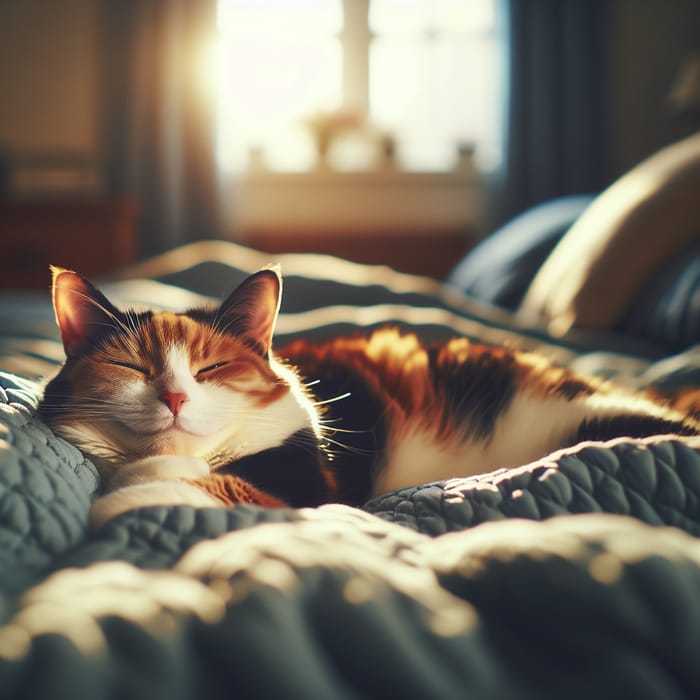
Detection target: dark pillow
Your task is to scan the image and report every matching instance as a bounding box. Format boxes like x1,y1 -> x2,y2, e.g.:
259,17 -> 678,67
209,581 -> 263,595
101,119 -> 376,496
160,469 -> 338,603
446,195 -> 594,309
619,242 -> 700,352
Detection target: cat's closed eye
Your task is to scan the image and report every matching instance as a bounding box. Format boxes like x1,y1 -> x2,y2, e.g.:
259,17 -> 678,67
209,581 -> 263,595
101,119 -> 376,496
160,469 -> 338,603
196,361 -> 229,376
109,360 -> 151,377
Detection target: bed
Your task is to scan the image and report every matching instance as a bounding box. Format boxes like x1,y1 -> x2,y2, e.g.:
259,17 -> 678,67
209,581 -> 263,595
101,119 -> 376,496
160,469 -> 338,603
1,238 -> 700,699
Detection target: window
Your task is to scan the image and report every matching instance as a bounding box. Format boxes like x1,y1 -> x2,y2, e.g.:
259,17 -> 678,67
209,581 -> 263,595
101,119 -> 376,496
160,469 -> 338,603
216,0 -> 501,173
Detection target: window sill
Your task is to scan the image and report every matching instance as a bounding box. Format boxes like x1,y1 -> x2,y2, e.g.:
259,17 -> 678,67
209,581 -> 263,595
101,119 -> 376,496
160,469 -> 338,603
229,165 -> 486,238
226,166 -> 485,278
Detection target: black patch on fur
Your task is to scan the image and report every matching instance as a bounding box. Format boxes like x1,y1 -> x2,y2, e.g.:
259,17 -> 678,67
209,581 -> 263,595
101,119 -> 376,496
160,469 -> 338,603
275,343 -> 388,506
83,309 -> 154,354
186,308 -> 218,326
556,377 -> 594,401
187,307 -> 269,356
429,346 -> 517,441
220,429 -> 332,507
37,374 -> 73,419
306,364 -> 386,506
571,415 -> 697,444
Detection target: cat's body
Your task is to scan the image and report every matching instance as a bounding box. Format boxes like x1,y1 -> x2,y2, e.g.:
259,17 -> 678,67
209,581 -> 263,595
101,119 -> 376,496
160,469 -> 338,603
39,267 -> 699,527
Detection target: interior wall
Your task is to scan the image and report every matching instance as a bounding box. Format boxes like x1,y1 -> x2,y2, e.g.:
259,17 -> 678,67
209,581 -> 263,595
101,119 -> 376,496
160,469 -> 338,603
606,0 -> 700,180
0,0 -> 99,153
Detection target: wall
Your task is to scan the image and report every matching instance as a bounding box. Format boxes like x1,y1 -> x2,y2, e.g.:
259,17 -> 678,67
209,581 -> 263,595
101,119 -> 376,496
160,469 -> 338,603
0,0 -> 99,153
606,0 -> 700,179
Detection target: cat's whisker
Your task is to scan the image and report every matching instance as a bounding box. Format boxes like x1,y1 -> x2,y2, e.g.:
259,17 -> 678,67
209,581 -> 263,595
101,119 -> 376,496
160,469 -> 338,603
38,405 -> 124,415
213,316 -> 235,339
71,290 -> 133,338
40,394 -> 129,403
320,436 -> 373,457
313,392 -> 352,407
283,435 -> 326,457
323,427 -> 372,436
41,409 -> 118,416
120,309 -> 142,340
209,311 -> 238,338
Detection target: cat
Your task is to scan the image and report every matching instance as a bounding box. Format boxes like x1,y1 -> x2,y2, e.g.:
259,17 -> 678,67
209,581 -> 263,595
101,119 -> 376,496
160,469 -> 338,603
39,266 -> 699,528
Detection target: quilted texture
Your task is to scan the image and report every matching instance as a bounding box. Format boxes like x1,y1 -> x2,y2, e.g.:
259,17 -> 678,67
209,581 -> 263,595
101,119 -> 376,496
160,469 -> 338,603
2,509 -> 700,699
0,373 -> 98,595
365,438 -> 700,535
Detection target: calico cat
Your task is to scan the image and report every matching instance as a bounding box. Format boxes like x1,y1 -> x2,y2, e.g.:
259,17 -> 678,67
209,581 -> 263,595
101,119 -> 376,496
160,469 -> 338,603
39,266 -> 699,528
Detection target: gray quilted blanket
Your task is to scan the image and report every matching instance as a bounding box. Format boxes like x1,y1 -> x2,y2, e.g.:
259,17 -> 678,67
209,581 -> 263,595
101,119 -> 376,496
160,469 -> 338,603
1,244 -> 700,699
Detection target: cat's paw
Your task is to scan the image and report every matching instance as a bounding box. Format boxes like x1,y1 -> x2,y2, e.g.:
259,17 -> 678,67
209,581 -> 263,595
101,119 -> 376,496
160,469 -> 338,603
106,455 -> 211,490
91,455 -> 217,529
90,480 -> 221,530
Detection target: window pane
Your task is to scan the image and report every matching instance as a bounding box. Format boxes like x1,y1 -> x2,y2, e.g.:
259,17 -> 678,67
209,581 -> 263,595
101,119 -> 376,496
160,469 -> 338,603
219,0 -> 342,36
372,36 -> 497,170
436,39 -> 491,143
370,0 -> 430,35
215,0 -> 501,173
369,0 -> 501,172
434,0 -> 495,34
217,0 -> 342,172
370,0 -> 495,36
217,36 -> 341,171
370,38 -> 437,168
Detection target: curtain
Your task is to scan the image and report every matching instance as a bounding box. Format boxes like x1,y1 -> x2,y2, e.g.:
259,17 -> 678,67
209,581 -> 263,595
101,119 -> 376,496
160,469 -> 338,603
100,0 -> 222,257
495,0 -> 608,225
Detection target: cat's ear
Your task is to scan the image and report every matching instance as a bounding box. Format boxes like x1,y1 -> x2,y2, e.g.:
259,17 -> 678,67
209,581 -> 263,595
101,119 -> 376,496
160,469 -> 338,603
216,267 -> 282,357
50,266 -> 123,357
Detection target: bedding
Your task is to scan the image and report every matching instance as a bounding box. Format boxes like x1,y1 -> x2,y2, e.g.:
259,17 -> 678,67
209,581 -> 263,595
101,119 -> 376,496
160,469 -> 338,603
519,131 -> 700,338
1,241 -> 700,699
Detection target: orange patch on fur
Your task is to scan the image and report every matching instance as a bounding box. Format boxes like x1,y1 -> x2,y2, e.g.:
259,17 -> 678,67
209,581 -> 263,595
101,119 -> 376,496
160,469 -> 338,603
646,386 -> 700,429
513,348 -> 600,399
189,473 -> 288,508
145,312 -> 288,402
283,329 -> 442,443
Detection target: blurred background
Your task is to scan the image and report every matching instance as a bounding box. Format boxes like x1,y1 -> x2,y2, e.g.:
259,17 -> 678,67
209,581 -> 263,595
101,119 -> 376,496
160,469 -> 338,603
0,0 -> 699,287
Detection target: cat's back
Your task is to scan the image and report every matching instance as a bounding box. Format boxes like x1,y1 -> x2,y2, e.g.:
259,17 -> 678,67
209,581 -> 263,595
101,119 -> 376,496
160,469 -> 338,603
281,328 -> 697,497
280,329 -> 571,495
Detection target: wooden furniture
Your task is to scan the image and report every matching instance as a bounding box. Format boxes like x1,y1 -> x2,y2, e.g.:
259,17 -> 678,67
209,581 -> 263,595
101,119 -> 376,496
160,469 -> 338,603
0,197 -> 138,289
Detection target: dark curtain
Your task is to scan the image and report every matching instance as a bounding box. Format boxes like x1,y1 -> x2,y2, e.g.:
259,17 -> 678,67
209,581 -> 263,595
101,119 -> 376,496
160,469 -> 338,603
495,0 -> 609,225
100,0 -> 223,257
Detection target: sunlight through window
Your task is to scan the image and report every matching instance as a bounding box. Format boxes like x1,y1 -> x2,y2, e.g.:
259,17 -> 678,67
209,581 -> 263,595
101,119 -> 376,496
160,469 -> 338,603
370,0 -> 499,171
216,0 -> 501,173
217,0 -> 343,172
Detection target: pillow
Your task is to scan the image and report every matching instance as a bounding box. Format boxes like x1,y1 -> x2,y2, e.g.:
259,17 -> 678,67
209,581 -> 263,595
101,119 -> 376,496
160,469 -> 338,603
446,195 -> 594,309
519,132 -> 700,337
620,241 -> 700,352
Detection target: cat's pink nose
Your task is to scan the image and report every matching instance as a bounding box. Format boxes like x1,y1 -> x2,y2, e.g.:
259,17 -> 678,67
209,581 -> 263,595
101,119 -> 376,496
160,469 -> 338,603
159,391 -> 188,416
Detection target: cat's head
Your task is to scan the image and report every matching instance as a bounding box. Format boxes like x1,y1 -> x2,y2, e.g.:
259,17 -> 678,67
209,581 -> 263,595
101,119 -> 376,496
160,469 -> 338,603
39,266 -> 319,474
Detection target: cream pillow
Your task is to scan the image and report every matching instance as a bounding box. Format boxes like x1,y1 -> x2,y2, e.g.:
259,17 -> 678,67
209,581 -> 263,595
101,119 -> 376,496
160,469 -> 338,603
519,131 -> 700,335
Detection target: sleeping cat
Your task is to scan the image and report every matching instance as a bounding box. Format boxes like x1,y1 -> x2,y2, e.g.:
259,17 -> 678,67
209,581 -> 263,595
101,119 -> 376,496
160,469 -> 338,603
39,266 -> 699,528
